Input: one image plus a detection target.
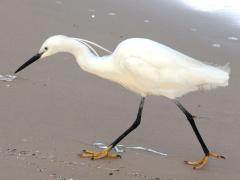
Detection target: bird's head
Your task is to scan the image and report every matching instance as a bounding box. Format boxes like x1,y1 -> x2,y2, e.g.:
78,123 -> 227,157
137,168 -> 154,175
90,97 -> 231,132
15,35 -> 71,73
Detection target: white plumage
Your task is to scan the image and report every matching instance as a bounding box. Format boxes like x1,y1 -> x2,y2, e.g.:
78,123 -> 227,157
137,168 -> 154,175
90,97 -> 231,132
110,38 -> 229,98
17,35 -> 230,98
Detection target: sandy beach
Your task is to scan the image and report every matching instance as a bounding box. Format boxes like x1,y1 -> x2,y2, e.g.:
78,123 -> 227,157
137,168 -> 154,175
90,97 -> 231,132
0,0 -> 240,179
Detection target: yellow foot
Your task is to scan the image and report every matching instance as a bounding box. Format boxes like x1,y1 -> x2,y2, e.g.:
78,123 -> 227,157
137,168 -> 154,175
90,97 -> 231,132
185,152 -> 225,169
79,146 -> 121,160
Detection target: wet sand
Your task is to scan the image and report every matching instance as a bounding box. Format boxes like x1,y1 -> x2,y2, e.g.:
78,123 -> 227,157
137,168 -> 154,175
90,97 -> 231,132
0,0 -> 240,179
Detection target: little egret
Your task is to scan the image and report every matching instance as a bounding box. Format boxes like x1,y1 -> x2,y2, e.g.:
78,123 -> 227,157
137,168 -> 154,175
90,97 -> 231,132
15,35 -> 229,169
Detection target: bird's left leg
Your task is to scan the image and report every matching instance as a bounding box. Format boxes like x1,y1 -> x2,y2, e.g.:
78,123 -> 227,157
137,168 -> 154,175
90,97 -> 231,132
174,100 -> 225,169
79,145 -> 120,160
80,97 -> 145,160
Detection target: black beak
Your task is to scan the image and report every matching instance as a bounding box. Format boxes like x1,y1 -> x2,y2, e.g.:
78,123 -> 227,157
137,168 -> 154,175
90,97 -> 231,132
15,52 -> 43,74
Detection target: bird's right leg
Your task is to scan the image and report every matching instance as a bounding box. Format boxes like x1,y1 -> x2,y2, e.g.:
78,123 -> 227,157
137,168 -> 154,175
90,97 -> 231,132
174,100 -> 225,169
79,97 -> 145,160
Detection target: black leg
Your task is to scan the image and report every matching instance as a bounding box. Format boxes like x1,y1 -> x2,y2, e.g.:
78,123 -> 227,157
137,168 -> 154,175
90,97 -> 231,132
110,97 -> 145,148
174,100 -> 210,155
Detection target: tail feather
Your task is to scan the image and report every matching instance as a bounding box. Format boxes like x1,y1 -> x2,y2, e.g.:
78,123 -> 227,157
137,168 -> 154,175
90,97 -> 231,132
196,64 -> 230,90
218,63 -> 231,73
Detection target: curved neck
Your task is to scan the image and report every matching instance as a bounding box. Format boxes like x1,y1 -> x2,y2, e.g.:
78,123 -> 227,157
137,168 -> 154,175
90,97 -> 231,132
64,40 -> 92,62
64,39 -> 119,82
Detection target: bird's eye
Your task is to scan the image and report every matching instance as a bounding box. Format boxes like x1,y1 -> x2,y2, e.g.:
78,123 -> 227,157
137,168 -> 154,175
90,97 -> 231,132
44,47 -> 48,51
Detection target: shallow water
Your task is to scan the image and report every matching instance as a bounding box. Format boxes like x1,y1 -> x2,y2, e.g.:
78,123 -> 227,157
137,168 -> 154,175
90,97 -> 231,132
0,74 -> 17,82
181,0 -> 240,27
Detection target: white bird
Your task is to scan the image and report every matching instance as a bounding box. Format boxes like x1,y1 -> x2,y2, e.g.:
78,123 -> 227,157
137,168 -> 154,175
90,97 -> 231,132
15,35 -> 229,169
